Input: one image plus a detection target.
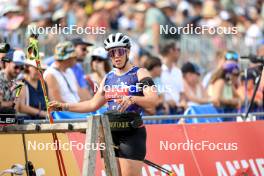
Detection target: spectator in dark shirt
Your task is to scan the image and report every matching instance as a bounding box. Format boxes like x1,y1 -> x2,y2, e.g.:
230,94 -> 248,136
70,38 -> 94,101
17,59 -> 50,119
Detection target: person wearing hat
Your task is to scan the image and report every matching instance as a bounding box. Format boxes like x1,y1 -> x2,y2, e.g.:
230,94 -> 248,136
0,43 -> 10,69
156,0 -> 180,41
0,49 -> 25,119
70,37 -> 93,100
181,62 -> 211,106
0,49 -> 25,82
17,59 -> 49,119
85,47 -> 111,94
44,41 -> 80,103
1,5 -> 24,30
52,8 -> 66,26
44,38 -> 93,101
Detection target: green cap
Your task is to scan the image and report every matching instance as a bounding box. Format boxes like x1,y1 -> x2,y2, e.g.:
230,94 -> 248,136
54,41 -> 76,61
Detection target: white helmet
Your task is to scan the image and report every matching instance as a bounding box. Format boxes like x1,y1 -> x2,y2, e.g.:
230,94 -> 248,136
104,33 -> 131,50
91,47 -> 108,60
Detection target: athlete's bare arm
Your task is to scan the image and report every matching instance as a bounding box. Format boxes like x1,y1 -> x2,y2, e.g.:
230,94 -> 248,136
49,77 -> 107,113
114,68 -> 159,113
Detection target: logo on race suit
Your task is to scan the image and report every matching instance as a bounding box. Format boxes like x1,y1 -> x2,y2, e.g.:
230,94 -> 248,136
104,82 -> 129,100
104,82 -> 141,100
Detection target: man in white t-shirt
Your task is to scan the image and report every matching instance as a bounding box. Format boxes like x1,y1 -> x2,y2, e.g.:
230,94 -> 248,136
44,41 -> 81,103
160,41 -> 186,114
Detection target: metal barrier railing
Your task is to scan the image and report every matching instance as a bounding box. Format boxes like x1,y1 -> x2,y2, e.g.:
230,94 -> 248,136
143,112 -> 264,120
20,112 -> 264,124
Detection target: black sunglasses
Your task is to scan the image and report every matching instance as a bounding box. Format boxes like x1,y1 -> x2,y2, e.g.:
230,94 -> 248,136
14,65 -> 24,70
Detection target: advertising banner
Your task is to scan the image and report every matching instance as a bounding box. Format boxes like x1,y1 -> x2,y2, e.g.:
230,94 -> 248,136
68,121 -> 264,176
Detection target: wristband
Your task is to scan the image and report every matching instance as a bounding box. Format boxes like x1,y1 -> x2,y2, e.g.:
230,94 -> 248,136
63,103 -> 69,111
128,96 -> 135,104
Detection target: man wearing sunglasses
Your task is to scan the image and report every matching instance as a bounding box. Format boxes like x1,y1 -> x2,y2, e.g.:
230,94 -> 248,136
0,49 -> 25,122
70,38 -> 94,101
49,33 -> 159,176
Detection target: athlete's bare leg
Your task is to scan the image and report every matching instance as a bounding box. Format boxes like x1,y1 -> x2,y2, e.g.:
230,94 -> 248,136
118,158 -> 143,176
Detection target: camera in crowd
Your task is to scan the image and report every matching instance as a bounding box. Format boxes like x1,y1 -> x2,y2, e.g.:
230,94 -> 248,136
0,43 -> 10,53
241,55 -> 264,64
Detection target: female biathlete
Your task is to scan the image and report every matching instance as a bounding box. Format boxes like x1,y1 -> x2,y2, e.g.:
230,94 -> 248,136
49,33 -> 159,176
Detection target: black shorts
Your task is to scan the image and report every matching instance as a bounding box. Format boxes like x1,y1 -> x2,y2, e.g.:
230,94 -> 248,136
111,127 -> 147,161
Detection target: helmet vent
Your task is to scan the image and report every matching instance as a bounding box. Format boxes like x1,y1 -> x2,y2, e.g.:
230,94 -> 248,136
117,34 -> 123,41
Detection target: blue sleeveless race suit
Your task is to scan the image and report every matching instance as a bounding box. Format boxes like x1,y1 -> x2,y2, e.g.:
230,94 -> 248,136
103,66 -> 146,161
104,66 -> 144,114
